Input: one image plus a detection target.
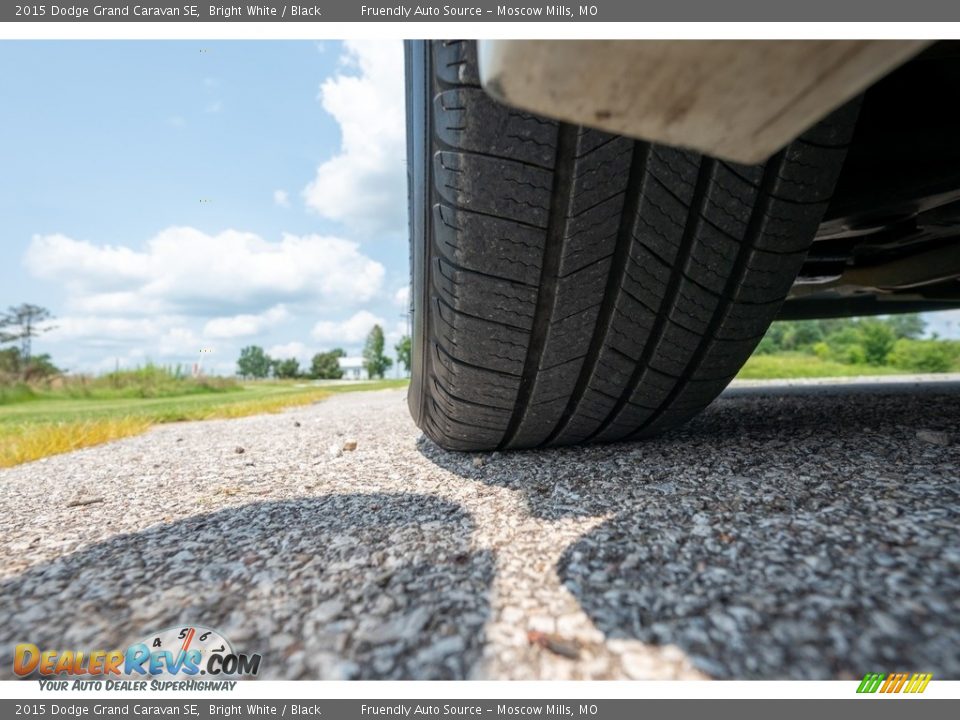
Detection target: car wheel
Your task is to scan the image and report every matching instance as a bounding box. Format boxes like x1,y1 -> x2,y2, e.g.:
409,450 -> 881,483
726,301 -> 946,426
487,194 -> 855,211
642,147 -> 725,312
405,39 -> 859,451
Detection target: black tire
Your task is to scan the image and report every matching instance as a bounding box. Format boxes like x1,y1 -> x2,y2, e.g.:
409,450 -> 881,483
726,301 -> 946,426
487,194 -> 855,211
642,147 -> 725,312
406,39 -> 858,451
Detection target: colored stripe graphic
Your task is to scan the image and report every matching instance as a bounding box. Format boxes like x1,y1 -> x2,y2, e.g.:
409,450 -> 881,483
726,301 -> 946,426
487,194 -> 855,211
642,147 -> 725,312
857,673 -> 885,693
857,672 -> 932,694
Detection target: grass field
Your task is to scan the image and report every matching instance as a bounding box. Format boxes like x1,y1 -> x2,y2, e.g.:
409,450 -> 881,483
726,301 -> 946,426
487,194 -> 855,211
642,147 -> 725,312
0,379 -> 408,468
737,353 -> 907,380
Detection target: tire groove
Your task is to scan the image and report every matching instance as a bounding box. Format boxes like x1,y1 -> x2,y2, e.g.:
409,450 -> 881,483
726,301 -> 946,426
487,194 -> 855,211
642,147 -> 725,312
498,123 -> 578,450
626,152 -> 788,440
545,141 -> 650,445
586,157 -> 715,443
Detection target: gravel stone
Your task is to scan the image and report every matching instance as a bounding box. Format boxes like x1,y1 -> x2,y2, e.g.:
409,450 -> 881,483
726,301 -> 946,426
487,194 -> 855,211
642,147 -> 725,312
917,429 -> 951,446
0,381 -> 958,680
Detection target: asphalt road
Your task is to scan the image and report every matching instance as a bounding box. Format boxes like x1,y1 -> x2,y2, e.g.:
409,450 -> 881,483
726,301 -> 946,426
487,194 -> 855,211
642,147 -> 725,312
1,379 -> 958,680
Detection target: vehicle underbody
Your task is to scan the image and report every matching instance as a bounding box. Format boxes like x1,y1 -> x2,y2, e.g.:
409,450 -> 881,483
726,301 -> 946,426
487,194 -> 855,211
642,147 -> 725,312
786,41 -> 960,319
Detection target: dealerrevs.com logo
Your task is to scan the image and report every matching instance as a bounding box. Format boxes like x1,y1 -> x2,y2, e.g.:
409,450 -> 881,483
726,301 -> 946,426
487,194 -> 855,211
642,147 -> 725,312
14,626 -> 261,690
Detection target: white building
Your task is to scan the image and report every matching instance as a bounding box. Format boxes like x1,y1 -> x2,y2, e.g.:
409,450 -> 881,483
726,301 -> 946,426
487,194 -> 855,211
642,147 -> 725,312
338,356 -> 367,380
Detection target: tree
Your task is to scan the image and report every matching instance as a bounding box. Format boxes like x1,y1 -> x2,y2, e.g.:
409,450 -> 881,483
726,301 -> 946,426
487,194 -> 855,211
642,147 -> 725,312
272,357 -> 301,379
237,345 -> 272,379
310,349 -> 345,379
859,320 -> 896,365
395,335 -> 412,374
0,303 -> 55,362
363,324 -> 392,379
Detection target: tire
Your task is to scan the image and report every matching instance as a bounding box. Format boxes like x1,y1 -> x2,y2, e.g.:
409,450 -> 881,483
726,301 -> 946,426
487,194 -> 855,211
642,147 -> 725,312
406,39 -> 859,451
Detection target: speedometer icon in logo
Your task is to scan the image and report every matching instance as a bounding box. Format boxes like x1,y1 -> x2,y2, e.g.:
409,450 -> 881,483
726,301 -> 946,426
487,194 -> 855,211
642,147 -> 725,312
126,625 -> 260,677
144,625 -> 233,663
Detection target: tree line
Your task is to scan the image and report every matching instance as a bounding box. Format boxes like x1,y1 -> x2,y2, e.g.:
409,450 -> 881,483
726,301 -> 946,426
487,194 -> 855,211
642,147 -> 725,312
237,324 -> 412,380
756,314 -> 960,372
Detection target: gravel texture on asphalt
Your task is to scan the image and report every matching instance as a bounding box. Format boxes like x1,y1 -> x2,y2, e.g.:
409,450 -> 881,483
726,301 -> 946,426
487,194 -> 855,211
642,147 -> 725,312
1,382 -> 958,680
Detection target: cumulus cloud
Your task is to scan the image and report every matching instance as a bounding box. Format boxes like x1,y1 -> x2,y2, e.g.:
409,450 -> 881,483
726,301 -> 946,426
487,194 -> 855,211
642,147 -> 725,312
312,309 -> 385,345
45,316 -> 165,345
25,228 -> 385,315
159,327 -> 201,357
393,285 -> 410,308
303,40 -> 406,235
203,305 -> 289,339
267,341 -> 308,361
273,189 -> 290,208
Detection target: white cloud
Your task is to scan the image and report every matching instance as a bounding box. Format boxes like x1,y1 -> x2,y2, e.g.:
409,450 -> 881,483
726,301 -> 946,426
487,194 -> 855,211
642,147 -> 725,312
273,189 -> 290,208
159,327 -> 200,357
267,341 -> 308,361
45,316 -> 164,345
25,228 -> 385,314
203,305 -> 289,339
303,40 -> 406,235
393,285 -> 410,308
205,100 -> 223,114
168,115 -> 186,128
311,309 -> 384,346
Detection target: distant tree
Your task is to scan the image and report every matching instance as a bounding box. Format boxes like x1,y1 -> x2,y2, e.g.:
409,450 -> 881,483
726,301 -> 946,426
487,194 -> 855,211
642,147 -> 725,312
0,303 -> 55,362
23,353 -> 60,381
0,347 -> 60,382
272,357 -> 301,379
395,335 -> 412,374
237,345 -> 272,379
886,313 -> 926,340
363,324 -> 392,379
310,348 -> 345,379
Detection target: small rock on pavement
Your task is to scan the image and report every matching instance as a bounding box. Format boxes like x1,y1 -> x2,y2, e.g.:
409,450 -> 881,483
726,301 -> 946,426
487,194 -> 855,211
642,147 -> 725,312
472,456 -> 484,469
916,429 -> 950,446
327,444 -> 343,458
234,446 -> 245,454
342,440 -> 358,452
66,496 -> 104,508
527,630 -> 581,660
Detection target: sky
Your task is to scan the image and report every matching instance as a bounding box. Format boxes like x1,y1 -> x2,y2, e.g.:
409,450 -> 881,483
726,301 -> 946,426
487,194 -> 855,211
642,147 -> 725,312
1,40 -> 958,377
0,40 -> 410,376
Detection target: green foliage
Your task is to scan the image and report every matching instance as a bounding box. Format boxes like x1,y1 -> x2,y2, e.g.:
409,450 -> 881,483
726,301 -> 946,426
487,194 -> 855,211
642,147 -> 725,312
237,345 -> 272,379
395,335 -> 412,374
363,324 -> 393,379
749,313 -> 957,377
310,349 -> 345,379
0,383 -> 37,404
739,353 -> 903,380
888,338 -> 959,373
272,357 -> 301,379
0,347 -> 60,384
0,363 -> 240,405
859,320 -> 896,365
85,363 -> 239,398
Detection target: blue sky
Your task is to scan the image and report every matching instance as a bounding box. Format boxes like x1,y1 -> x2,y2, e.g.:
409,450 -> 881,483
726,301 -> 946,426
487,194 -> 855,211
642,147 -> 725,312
0,40 -> 410,375
1,40 -> 958,377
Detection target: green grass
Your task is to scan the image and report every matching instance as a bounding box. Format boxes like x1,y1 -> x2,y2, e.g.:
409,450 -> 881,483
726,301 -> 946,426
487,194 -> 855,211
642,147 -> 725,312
0,378 -> 408,468
737,353 -> 908,380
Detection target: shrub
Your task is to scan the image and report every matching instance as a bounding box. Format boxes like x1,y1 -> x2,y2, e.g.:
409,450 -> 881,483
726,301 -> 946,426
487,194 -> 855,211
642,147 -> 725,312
859,320 -> 896,365
889,339 -> 956,373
